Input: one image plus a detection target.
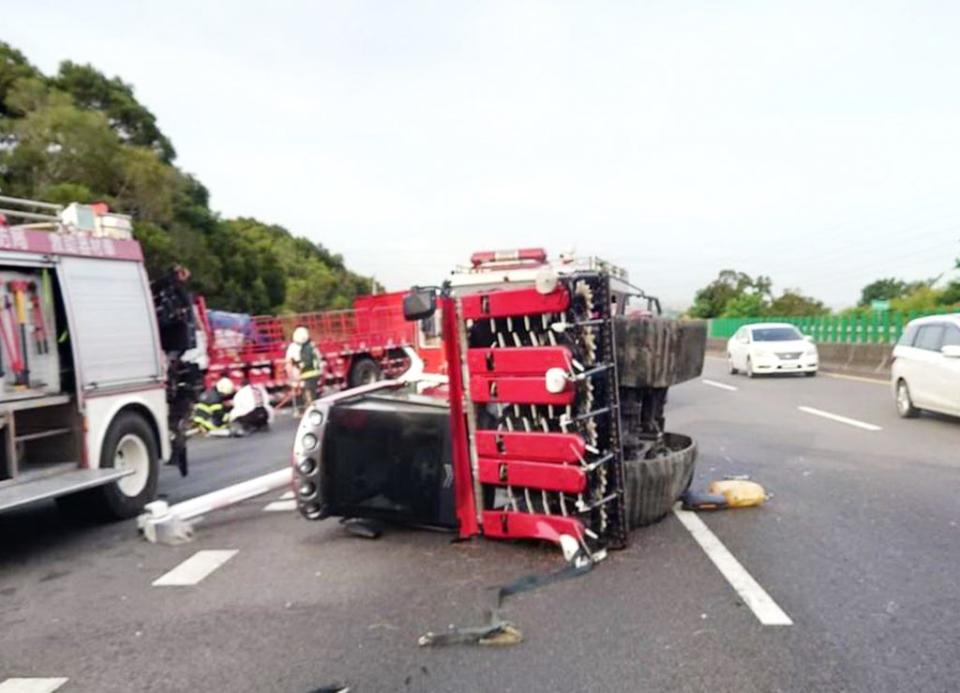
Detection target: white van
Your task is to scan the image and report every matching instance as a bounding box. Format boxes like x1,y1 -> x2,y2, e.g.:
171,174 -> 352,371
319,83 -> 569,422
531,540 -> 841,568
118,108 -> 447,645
891,314 -> 960,418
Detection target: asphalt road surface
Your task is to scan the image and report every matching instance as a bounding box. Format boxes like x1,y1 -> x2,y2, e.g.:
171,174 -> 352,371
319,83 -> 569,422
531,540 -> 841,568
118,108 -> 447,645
2,363 -> 959,692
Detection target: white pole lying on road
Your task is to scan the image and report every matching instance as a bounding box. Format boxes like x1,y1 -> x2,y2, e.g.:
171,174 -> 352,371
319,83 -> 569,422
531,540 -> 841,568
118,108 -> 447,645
165,468 -> 293,522
138,468 -> 293,545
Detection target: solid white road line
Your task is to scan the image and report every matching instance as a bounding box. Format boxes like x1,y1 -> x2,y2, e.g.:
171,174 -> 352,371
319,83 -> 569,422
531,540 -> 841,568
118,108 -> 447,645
702,379 -> 738,392
797,405 -> 882,431
673,508 -> 793,626
0,679 -> 69,693
263,500 -> 297,512
152,550 -> 238,587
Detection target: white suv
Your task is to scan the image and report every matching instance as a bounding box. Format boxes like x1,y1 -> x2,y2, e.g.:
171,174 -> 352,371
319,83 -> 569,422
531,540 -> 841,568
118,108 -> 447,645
891,314 -> 960,418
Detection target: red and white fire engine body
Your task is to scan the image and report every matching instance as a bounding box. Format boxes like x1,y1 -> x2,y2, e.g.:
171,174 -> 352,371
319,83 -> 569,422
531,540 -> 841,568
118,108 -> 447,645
0,197 -> 173,518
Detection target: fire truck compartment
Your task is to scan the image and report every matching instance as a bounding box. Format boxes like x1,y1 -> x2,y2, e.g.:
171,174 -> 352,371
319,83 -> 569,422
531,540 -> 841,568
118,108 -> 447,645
0,395 -> 83,482
0,267 -> 62,398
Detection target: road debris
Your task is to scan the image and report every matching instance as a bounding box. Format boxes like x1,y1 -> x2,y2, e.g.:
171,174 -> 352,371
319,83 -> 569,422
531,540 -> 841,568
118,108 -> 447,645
419,546 -> 594,647
681,479 -> 767,511
418,611 -> 523,647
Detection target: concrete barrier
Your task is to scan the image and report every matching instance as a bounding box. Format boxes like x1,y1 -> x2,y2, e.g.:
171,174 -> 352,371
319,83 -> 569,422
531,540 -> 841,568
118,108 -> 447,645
705,338 -> 893,380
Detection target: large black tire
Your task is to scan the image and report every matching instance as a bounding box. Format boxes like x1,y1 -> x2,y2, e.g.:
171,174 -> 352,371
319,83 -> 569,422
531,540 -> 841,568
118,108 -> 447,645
348,357 -> 382,388
623,433 -> 697,528
58,412 -> 159,521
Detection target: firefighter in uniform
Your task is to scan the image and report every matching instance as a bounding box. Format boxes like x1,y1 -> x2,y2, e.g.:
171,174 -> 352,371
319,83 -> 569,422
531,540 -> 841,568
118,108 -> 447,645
192,377 -> 235,434
287,326 -> 323,410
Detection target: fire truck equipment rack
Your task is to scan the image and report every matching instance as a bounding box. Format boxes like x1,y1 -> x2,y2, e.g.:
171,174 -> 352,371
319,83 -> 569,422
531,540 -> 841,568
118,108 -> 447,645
456,270 -> 631,554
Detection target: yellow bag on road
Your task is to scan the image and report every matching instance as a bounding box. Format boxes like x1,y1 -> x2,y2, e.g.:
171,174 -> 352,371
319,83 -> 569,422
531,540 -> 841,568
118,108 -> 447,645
707,480 -> 767,508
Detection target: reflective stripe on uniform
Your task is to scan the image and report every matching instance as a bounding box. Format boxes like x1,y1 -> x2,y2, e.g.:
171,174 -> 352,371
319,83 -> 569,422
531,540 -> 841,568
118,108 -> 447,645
192,416 -> 225,431
194,402 -> 224,414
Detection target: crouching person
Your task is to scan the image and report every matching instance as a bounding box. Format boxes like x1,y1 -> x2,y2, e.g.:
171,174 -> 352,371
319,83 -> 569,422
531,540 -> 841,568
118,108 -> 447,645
228,379 -> 274,437
193,377 -> 235,435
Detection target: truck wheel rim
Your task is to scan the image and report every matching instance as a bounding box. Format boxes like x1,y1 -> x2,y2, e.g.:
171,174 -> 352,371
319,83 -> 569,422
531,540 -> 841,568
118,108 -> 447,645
116,434 -> 150,497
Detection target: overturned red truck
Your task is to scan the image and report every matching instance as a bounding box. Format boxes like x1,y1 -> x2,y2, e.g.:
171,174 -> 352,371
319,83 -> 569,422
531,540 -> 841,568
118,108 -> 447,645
292,250 -> 706,558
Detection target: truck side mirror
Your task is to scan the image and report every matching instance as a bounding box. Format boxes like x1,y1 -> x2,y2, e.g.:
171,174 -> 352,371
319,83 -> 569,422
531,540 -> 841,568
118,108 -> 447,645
403,288 -> 437,321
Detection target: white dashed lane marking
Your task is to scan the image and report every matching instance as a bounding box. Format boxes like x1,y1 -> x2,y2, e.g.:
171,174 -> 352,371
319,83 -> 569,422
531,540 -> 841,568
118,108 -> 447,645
264,489 -> 296,511
702,379 -> 738,392
674,508 -> 793,626
263,500 -> 297,512
0,679 -> 69,693
152,550 -> 238,587
797,405 -> 882,431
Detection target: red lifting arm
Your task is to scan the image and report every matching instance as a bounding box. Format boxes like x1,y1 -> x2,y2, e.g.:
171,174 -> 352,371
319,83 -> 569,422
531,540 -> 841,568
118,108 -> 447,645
460,287 -> 569,320
469,375 -> 574,405
482,510 -> 584,543
475,430 -> 586,463
467,346 -> 572,376
478,458 -> 586,494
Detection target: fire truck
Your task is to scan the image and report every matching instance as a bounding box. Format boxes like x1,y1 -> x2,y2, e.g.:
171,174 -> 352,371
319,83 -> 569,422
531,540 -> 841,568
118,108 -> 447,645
292,249 -> 706,559
0,196 -> 197,518
197,290 -> 445,393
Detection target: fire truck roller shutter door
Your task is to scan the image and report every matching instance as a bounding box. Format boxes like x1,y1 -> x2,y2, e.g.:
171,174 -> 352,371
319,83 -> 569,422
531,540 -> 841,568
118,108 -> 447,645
57,257 -> 162,389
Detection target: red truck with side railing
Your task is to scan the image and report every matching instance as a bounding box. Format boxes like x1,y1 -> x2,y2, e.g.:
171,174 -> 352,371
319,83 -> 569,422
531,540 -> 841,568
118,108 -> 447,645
196,291 -> 446,394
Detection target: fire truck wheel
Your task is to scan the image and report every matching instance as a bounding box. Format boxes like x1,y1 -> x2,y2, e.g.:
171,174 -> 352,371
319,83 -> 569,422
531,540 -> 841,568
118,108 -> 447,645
98,413 -> 160,519
56,413 -> 159,521
623,433 -> 697,528
348,357 -> 382,388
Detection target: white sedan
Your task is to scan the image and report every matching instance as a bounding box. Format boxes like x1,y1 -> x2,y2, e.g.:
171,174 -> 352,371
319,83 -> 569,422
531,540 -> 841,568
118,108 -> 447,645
891,314 -> 960,418
726,323 -> 819,378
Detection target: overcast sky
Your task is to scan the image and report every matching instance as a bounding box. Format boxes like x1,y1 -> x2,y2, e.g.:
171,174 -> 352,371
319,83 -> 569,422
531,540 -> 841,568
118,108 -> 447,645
6,1 -> 960,308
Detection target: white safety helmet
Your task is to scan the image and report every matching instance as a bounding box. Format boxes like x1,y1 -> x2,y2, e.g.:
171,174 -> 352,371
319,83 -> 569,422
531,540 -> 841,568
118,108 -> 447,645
293,326 -> 310,345
216,377 -> 236,396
